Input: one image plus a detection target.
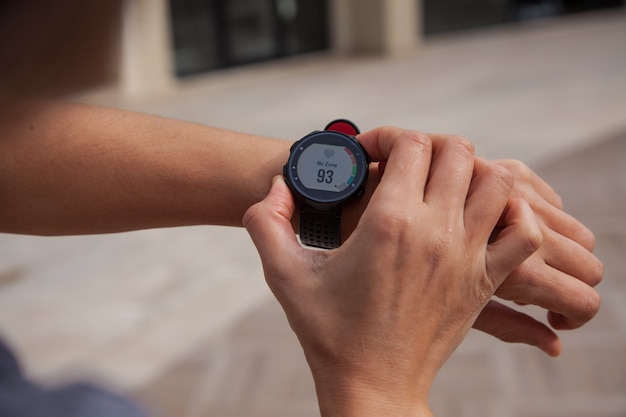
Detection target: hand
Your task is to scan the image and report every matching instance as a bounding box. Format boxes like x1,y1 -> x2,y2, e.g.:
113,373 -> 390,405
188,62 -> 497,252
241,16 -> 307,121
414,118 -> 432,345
342,134 -> 603,357
471,158 -> 603,357
244,128 -> 541,417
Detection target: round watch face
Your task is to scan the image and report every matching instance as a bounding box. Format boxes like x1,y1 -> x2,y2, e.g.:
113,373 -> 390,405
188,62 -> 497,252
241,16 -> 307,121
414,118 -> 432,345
286,131 -> 368,204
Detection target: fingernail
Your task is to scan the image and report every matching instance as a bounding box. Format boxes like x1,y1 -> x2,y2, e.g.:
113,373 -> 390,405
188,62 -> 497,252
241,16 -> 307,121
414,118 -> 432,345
272,175 -> 284,185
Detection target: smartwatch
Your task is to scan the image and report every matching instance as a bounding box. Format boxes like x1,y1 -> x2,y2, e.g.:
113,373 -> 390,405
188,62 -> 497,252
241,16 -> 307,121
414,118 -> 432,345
283,120 -> 369,249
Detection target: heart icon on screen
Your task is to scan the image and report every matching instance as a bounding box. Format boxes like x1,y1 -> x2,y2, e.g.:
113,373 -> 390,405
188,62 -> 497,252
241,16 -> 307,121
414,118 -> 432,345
324,149 -> 335,158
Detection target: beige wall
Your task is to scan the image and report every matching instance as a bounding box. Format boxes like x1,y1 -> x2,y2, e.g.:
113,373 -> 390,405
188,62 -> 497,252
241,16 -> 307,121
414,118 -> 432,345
120,0 -> 174,97
331,0 -> 421,55
384,0 -> 421,54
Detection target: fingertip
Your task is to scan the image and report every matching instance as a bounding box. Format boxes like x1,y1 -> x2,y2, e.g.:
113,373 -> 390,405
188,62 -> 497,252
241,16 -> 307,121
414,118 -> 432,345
547,311 -> 580,331
243,173 -> 299,258
243,175 -> 293,227
272,174 -> 297,220
272,173 -> 285,186
356,126 -> 431,164
547,311 -> 567,330
541,333 -> 563,357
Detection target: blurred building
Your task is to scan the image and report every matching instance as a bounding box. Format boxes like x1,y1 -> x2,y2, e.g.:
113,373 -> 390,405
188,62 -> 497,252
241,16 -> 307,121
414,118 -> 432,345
118,0 -> 623,96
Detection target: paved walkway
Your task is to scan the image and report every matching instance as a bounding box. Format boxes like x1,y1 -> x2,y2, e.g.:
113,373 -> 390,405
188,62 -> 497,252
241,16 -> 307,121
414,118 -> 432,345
0,9 -> 625,417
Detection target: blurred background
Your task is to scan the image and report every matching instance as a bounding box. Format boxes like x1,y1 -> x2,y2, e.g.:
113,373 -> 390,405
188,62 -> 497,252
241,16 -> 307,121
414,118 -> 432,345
1,1 -> 625,416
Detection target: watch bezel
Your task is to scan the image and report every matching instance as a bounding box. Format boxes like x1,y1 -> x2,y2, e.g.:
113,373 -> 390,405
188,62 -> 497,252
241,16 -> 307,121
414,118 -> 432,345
285,131 -> 369,206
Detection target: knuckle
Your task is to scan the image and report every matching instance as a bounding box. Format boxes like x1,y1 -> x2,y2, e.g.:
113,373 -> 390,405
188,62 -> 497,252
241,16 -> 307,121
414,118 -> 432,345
490,163 -> 516,191
447,135 -> 475,159
497,159 -> 529,179
403,130 -> 432,152
368,204 -> 414,243
575,291 -> 602,324
479,161 -> 516,196
523,222 -> 544,254
368,207 -> 453,262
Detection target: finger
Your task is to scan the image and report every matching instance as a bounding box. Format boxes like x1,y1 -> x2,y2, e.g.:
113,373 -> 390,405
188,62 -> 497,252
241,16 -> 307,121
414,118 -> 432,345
423,135 -> 475,212
541,227 -> 604,287
426,141 -> 562,209
473,300 -> 562,357
534,199 -> 597,252
547,310 -> 603,331
486,198 -> 543,289
497,255 -> 602,329
495,158 -> 596,251
493,158 -> 564,209
243,175 -> 306,287
464,158 -> 514,246
357,127 -> 432,208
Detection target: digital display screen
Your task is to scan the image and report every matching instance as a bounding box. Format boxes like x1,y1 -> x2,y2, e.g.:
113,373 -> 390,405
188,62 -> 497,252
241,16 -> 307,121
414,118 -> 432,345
296,143 -> 357,192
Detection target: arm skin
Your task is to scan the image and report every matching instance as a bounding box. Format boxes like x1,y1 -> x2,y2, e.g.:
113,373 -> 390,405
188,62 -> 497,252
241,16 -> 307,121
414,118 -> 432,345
0,101 -> 289,234
0,101 -> 602,355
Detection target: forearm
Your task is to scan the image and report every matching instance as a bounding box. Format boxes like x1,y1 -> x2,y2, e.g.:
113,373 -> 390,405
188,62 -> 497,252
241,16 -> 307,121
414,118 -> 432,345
0,101 -> 291,234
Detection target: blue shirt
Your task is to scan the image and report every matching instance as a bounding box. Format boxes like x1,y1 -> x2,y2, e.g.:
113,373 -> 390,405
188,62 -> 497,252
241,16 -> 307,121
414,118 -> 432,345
0,339 -> 149,417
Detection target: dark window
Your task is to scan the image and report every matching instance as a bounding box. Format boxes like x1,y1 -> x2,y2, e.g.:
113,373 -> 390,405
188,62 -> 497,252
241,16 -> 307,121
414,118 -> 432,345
169,0 -> 329,77
423,0 -> 625,36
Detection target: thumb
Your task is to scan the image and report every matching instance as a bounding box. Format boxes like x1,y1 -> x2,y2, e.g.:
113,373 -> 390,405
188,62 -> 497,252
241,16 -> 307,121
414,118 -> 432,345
243,175 -> 303,278
486,197 -> 543,289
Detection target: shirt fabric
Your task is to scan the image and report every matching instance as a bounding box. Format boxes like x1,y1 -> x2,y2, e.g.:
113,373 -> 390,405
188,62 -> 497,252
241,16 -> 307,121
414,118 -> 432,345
0,339 -> 149,417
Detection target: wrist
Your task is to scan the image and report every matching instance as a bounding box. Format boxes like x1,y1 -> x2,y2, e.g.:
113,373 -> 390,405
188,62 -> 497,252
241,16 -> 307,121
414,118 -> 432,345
311,369 -> 433,417
315,388 -> 433,417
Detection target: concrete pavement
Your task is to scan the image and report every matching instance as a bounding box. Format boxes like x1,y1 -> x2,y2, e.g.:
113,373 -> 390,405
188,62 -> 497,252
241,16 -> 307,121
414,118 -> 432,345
0,9 -> 625,417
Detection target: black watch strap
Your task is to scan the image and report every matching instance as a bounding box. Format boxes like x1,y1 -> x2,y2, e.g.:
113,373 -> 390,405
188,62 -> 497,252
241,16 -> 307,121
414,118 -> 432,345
299,210 -> 342,249
295,119 -> 359,250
